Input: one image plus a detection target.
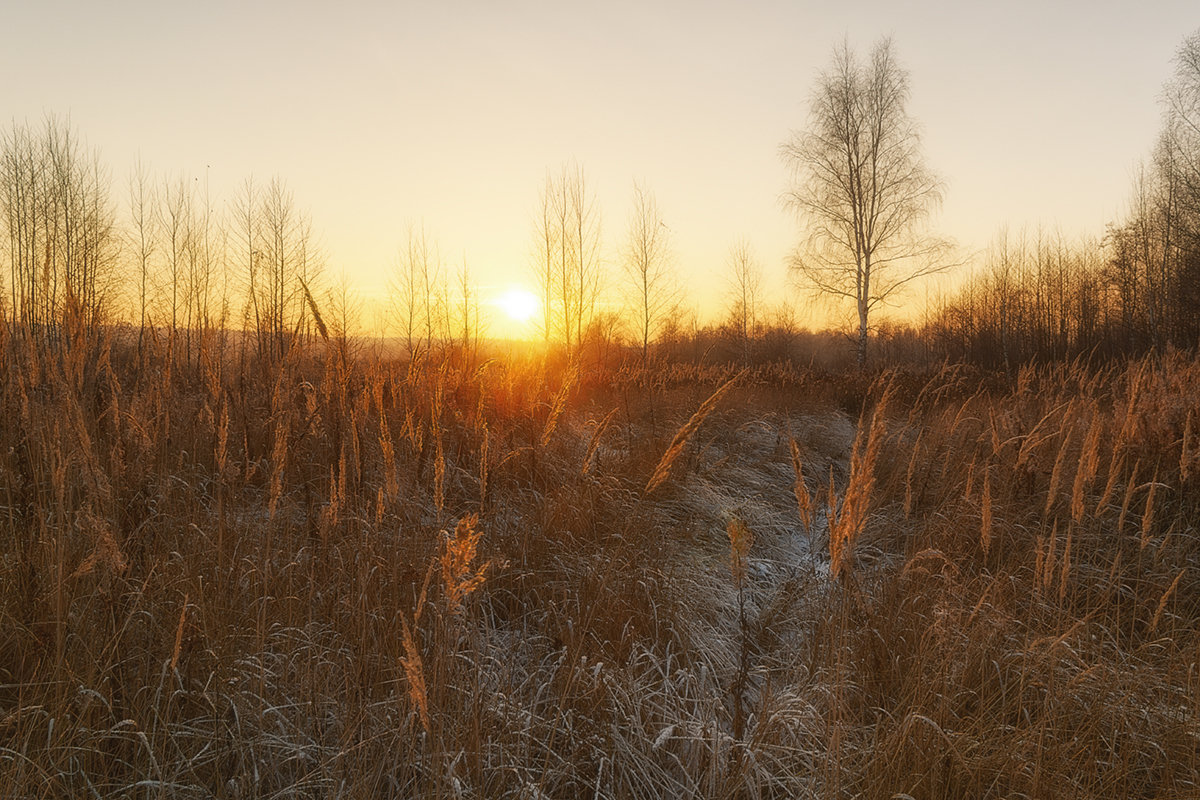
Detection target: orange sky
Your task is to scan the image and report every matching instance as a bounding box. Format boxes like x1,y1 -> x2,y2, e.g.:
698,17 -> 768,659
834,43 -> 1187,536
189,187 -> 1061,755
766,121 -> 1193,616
4,1 -> 1198,337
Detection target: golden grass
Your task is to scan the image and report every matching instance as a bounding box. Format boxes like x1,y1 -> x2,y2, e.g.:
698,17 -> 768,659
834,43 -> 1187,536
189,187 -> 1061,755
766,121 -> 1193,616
645,369 -> 745,494
400,615 -> 431,734
440,513 -> 490,615
1,324 -> 1197,799
980,465 -> 992,557
1183,409 -> 1194,483
789,436 -> 814,533
829,380 -> 891,581
581,406 -> 618,476
726,516 -> 753,591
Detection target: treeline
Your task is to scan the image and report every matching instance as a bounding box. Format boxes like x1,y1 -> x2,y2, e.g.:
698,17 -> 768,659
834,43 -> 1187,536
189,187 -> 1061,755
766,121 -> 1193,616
0,114 -> 810,377
0,117 -> 335,371
4,28 -> 1199,373
929,29 -> 1200,366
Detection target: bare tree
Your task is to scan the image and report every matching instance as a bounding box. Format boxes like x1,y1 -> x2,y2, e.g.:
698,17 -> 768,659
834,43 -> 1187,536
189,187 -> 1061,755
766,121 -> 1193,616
127,158 -> 157,358
159,175 -> 192,360
529,163 -> 602,357
621,181 -> 677,366
1163,31 -> 1200,339
782,38 -> 949,366
256,177 -> 320,360
1,122 -> 44,331
391,223 -> 443,359
260,178 -> 299,358
190,168 -> 222,366
725,237 -> 762,364
532,171 -> 560,347
324,268 -> 360,368
230,177 -> 264,359
1,117 -> 116,344
48,121 -> 116,335
454,258 -> 483,365
552,170 -> 575,351
228,176 -> 320,362
1165,28 -> 1200,219
567,166 -> 603,352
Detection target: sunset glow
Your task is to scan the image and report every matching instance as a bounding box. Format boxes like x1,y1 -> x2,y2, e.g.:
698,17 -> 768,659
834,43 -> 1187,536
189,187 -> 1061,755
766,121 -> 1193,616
496,287 -> 539,324
5,2 -> 1195,329
3,5 -> 1200,795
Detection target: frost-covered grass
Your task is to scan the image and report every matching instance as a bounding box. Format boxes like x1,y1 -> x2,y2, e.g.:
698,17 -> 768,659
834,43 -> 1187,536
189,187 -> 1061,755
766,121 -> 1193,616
1,327 -> 1197,798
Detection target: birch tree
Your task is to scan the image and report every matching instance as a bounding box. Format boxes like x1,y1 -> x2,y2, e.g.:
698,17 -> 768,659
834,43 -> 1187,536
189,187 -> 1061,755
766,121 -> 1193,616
782,38 -> 949,366
621,181 -> 677,366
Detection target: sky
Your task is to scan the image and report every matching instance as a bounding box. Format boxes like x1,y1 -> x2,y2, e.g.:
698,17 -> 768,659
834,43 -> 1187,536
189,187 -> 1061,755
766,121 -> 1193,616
3,1 -> 1198,336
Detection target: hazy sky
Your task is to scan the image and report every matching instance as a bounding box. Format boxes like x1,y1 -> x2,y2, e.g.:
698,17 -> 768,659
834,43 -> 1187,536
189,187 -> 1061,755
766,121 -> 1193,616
5,1 -> 1198,333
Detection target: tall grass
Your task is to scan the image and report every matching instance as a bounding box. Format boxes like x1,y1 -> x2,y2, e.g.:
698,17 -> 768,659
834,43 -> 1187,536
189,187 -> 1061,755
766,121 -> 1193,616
0,318 -> 1197,798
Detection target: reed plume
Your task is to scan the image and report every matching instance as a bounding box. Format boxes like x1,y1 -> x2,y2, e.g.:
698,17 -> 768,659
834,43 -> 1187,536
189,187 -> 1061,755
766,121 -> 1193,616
789,437 -> 813,532
1044,424 -> 1071,518
829,383 -> 891,581
903,429 -> 923,518
478,420 -> 490,506
1182,410 -> 1194,483
582,407 -> 618,476
1117,460 -> 1140,534
441,514 -> 490,615
433,379 -> 445,515
1058,522 -> 1074,603
1140,472 -> 1159,550
400,616 -> 430,734
170,594 -> 189,672
70,511 -> 127,579
727,516 -> 753,592
540,366 -> 577,448
298,276 -> 330,343
980,466 -> 992,557
1151,569 -> 1185,633
1096,451 -> 1125,517
268,421 -> 288,519
645,370 -> 744,494
380,411 -> 398,501
1071,414 -> 1102,522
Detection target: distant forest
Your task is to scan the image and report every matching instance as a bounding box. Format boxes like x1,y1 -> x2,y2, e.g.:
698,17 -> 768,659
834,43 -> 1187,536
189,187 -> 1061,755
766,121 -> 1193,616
3,29 -> 1198,370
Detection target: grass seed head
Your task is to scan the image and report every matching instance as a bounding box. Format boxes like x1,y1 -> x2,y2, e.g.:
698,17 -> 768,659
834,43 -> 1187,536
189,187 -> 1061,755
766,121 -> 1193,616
441,513 -> 490,615
645,370 -> 744,494
399,616 -> 430,734
727,516 -> 754,591
789,437 -> 813,532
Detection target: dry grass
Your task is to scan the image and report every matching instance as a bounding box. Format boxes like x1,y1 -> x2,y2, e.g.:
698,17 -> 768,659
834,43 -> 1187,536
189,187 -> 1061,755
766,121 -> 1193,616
0,321 -> 1197,799
644,369 -> 745,495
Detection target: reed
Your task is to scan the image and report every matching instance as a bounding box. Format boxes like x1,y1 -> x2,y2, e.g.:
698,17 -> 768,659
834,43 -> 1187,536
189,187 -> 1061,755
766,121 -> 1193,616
789,436 -> 814,532
980,466 -> 992,557
440,513 -> 490,615
2,330 -> 1197,799
1072,413 -> 1102,522
400,615 -> 431,734
582,406 -> 618,476
1140,472 -> 1159,550
540,365 -> 576,448
1183,409 -> 1194,483
645,370 -> 744,494
829,381 -> 891,581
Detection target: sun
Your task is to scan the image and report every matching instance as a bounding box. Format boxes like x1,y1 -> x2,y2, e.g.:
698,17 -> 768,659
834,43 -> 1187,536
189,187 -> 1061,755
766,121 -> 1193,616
496,287 -> 539,323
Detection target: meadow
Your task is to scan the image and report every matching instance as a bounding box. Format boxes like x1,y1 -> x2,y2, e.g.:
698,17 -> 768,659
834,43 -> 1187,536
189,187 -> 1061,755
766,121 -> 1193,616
0,318 -> 1196,799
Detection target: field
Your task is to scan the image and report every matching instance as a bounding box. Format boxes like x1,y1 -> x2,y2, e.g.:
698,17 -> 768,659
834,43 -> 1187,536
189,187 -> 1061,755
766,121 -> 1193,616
1,327 -> 1198,799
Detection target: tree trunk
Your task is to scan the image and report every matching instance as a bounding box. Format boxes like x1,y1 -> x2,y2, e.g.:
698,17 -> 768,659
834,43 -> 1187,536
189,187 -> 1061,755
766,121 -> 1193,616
858,259 -> 870,368
857,313 -> 868,368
